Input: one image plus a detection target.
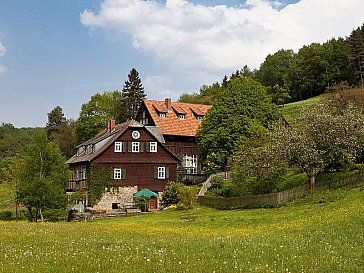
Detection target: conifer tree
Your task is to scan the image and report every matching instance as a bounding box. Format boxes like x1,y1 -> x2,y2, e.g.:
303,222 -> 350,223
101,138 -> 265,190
346,23 -> 364,87
122,68 -> 146,119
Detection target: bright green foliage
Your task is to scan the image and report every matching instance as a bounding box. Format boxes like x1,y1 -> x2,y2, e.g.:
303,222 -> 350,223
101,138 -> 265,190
267,84 -> 291,105
256,49 -> 295,89
87,164 -> 113,206
75,91 -> 124,144
178,82 -> 222,105
122,68 -> 146,120
15,129 -> 69,221
196,77 -> 279,172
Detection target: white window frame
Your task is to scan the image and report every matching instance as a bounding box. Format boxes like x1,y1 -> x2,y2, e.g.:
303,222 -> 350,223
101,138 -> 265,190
158,167 -> 166,179
132,142 -> 140,153
150,142 -> 157,153
159,113 -> 166,118
114,142 -> 122,152
196,116 -> 203,121
178,114 -> 185,120
114,169 -> 122,180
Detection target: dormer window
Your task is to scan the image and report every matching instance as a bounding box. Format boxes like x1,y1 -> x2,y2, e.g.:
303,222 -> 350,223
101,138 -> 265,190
178,114 -> 185,120
196,116 -> 203,121
159,113 -> 166,118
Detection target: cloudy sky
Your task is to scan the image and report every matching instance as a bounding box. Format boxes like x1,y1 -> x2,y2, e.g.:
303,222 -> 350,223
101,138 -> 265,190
0,0 -> 363,127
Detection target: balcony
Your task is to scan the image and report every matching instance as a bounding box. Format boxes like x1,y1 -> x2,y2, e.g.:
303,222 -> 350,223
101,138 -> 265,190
67,180 -> 88,191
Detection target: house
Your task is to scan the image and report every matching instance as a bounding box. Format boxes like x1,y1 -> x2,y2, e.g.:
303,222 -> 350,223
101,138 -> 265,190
135,98 -> 212,175
66,120 -> 180,194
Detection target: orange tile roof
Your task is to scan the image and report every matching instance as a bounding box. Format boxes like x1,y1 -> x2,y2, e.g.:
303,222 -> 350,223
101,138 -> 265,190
143,100 -> 212,137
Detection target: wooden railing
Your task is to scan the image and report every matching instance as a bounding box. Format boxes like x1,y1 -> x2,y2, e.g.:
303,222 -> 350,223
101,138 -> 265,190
67,180 -> 88,190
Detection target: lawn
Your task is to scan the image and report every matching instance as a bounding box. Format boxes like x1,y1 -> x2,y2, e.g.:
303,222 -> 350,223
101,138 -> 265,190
0,185 -> 363,273
281,96 -> 321,124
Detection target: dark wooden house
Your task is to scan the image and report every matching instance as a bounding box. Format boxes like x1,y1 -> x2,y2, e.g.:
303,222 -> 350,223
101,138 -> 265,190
66,120 -> 180,193
135,98 -> 212,176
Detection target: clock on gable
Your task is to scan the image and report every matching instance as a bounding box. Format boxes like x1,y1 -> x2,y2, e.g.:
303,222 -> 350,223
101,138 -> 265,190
132,131 -> 140,139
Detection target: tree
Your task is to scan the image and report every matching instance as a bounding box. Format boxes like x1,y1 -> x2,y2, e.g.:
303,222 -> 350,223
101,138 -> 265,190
122,68 -> 146,119
46,106 -> 66,141
178,82 -> 222,105
346,23 -> 364,87
230,122 -> 287,195
196,77 -> 279,172
15,129 -> 69,221
274,102 -> 364,191
75,91 -> 124,144
256,49 -> 295,89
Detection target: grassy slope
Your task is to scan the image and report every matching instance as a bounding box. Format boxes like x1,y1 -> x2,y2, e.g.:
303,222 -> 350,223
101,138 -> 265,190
0,182 -> 15,210
281,96 -> 321,123
0,185 -> 363,273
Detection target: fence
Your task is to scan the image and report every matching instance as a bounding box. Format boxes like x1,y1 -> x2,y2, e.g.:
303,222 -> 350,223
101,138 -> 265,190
198,169 -> 364,209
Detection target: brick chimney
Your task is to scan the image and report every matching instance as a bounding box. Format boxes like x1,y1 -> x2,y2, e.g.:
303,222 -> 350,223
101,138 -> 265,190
107,120 -> 117,132
165,98 -> 172,112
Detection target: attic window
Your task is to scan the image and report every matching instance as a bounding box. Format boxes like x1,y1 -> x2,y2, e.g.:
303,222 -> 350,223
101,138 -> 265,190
178,114 -> 185,120
159,113 -> 166,118
196,116 -> 203,121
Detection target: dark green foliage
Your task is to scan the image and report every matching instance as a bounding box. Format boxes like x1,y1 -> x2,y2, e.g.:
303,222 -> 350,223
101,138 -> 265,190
87,164 -> 113,206
196,77 -> 279,172
346,23 -> 364,86
0,210 -> 13,220
162,182 -> 185,206
122,68 -> 146,119
43,208 -> 67,222
206,176 -> 235,198
46,106 -> 66,141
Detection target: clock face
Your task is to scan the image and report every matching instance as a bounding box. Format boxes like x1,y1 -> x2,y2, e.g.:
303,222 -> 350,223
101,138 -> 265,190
132,131 -> 140,139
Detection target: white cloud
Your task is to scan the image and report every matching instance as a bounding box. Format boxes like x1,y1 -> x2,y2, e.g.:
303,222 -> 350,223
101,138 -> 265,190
81,0 -> 364,91
0,42 -> 7,75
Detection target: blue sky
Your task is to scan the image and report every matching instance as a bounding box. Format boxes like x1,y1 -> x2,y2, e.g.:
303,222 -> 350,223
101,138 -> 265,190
0,0 -> 363,127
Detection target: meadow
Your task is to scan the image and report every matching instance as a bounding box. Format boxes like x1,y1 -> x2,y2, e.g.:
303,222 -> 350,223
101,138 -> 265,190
0,185 -> 363,273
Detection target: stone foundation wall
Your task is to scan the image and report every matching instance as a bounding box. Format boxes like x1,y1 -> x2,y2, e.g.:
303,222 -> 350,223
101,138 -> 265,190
92,186 -> 138,211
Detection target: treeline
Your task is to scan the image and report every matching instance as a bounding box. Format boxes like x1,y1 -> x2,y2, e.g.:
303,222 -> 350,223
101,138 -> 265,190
179,22 -> 364,105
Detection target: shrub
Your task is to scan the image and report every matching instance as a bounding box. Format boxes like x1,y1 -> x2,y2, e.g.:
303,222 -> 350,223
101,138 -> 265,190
177,186 -> 198,209
0,210 -> 13,220
162,182 -> 185,207
43,209 -> 67,222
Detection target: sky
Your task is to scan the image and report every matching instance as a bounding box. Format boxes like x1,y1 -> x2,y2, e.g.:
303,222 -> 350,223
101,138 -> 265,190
0,0 -> 363,128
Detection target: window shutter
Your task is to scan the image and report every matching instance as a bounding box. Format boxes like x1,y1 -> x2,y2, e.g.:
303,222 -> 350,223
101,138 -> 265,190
122,169 -> 126,180
166,167 -> 170,179
154,167 -> 158,179
146,142 -> 150,152
128,142 -> 132,152
140,142 -> 144,152
122,142 -> 126,153
110,170 -> 114,180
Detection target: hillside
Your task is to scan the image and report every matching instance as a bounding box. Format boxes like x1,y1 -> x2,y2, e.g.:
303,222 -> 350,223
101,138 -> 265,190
0,184 -> 363,272
281,96 -> 321,123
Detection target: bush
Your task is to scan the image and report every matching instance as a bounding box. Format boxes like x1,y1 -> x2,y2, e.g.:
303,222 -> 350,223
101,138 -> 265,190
0,210 -> 13,220
43,209 -> 67,222
162,182 -> 185,207
177,186 -> 198,209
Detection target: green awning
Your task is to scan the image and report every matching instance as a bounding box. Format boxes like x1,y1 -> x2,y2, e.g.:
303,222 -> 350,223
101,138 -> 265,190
133,188 -> 158,198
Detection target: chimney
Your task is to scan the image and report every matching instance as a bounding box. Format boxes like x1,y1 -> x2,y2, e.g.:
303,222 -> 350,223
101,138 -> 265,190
165,98 -> 172,112
107,120 -> 117,132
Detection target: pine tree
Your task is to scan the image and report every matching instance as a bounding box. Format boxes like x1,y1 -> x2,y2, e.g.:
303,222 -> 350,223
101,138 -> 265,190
346,24 -> 364,87
122,68 -> 146,119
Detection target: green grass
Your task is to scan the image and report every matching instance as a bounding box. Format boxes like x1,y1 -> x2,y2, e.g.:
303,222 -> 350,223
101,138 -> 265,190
1,184 -> 364,273
281,96 -> 321,123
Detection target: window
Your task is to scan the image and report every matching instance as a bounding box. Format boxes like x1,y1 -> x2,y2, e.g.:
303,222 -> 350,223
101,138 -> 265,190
114,142 -> 122,152
150,142 -> 157,152
114,169 -> 122,180
158,167 -> 165,179
132,142 -> 140,153
196,116 -> 203,121
159,113 -> 166,118
178,114 -> 185,120
183,154 -> 198,174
